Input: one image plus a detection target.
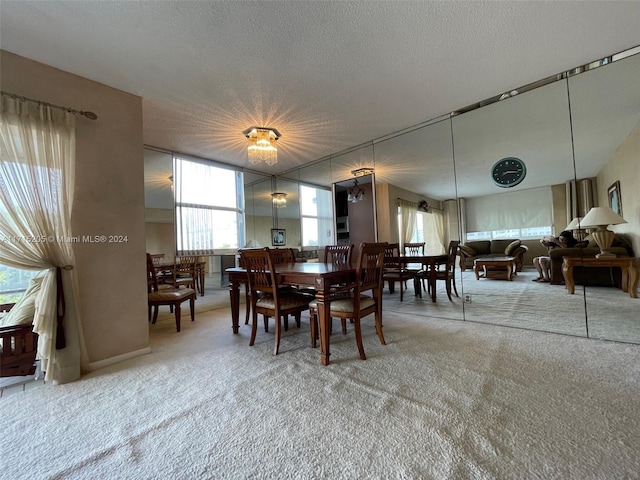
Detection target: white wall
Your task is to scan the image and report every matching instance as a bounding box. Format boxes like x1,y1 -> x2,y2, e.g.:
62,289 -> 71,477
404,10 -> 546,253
1,50 -> 149,365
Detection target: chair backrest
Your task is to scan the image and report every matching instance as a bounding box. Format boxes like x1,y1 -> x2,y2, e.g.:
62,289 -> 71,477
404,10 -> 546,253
240,248 -> 277,299
146,253 -> 159,293
445,241 -> 460,271
356,243 -> 387,295
383,243 -> 401,269
149,253 -> 165,267
270,248 -> 296,265
325,244 -> 354,267
403,242 -> 425,256
174,256 -> 197,277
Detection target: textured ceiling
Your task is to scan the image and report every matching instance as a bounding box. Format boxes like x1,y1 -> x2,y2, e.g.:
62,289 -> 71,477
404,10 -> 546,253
2,1 -> 640,186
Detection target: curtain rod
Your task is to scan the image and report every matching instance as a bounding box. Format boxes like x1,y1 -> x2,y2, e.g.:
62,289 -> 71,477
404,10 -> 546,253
1,90 -> 98,120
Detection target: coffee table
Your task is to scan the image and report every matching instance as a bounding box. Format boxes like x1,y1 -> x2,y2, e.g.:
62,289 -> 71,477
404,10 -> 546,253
473,256 -> 517,281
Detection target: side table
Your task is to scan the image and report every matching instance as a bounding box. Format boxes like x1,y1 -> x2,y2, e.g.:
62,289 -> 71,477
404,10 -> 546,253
561,256 -> 638,298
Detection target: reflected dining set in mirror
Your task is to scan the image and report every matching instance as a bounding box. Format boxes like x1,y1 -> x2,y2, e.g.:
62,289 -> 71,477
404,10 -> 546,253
146,253 -> 197,332
383,242 -> 457,302
229,243 -> 388,365
149,254 -> 207,296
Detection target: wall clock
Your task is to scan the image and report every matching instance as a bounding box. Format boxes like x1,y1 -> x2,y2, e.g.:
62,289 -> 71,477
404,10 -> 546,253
491,157 -> 526,188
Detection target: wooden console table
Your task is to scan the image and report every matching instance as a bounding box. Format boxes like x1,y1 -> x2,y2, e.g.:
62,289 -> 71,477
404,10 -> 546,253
561,256 -> 638,298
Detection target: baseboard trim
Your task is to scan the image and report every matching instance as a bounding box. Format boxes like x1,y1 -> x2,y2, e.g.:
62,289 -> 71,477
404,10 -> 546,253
89,347 -> 152,371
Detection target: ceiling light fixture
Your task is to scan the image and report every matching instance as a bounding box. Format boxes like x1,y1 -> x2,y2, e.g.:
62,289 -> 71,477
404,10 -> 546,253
347,179 -> 365,203
243,127 -> 281,166
351,167 -> 374,177
271,192 -> 287,208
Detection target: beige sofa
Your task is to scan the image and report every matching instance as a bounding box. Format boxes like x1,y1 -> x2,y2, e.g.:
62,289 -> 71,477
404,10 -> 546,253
458,239 -> 529,272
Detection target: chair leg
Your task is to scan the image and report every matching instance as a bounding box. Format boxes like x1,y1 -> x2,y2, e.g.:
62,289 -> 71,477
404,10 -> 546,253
375,310 -> 386,345
174,303 -> 181,332
249,308 -> 258,346
353,316 -> 366,360
264,314 -> 269,332
274,316 -> 282,355
152,306 -> 159,324
452,276 -> 459,297
445,278 -> 453,301
284,315 -> 289,332
245,287 -> 250,325
310,310 -> 317,348
399,280 -> 404,301
295,313 -> 301,328
341,318 -> 347,335
189,297 -> 195,322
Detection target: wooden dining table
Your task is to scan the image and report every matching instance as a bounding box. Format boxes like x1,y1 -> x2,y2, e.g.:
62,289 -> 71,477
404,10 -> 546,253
154,260 -> 207,296
394,254 -> 448,302
226,262 -> 356,366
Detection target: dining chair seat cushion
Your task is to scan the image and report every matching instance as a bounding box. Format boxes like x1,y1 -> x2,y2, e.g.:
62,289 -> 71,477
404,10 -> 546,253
149,287 -> 196,302
256,292 -> 311,310
309,294 -> 374,313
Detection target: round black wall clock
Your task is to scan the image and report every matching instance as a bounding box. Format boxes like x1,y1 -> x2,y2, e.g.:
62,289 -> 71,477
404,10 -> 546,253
491,157 -> 526,188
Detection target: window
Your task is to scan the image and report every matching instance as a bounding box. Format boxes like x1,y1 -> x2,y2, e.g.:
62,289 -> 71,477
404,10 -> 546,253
398,210 -> 444,255
466,226 -> 552,241
174,156 -> 244,255
0,265 -> 39,303
300,184 -> 332,248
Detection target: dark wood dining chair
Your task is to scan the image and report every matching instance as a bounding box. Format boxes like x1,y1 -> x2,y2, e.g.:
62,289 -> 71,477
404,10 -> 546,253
270,248 -> 296,265
171,255 -> 198,290
149,253 -> 170,283
382,243 -> 417,301
309,242 -> 387,360
418,241 -> 460,301
325,244 -> 354,267
0,303 -> 38,377
147,253 -> 196,332
240,248 -> 313,355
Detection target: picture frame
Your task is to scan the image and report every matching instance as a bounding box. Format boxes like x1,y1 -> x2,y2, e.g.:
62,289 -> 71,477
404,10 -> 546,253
271,228 -> 286,246
607,181 -> 623,216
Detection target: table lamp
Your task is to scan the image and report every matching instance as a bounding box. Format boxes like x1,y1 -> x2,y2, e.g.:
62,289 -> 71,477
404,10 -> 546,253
565,216 -> 586,241
580,206 -> 627,257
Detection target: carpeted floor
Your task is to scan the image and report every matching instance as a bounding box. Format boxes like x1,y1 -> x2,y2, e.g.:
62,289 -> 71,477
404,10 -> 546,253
2,287 -> 640,479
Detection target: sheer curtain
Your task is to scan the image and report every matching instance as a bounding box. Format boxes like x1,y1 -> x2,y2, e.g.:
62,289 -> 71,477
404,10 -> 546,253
398,199 -> 416,248
0,95 -> 88,384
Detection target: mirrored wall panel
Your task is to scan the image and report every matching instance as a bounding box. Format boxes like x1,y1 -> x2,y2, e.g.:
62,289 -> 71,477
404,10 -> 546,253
273,177 -> 301,249
244,173 -> 273,248
451,79 -> 587,336
568,51 -> 640,343
144,147 -> 175,262
372,118 -> 462,322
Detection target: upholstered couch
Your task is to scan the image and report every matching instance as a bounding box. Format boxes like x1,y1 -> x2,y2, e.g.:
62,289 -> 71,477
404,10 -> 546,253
548,234 -> 634,286
458,239 -> 529,272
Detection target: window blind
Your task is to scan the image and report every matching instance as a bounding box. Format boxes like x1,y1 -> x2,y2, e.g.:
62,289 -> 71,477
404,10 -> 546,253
465,186 -> 552,232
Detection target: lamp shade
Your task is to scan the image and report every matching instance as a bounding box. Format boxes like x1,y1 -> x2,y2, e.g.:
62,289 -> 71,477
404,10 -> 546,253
565,216 -> 583,231
580,207 -> 626,227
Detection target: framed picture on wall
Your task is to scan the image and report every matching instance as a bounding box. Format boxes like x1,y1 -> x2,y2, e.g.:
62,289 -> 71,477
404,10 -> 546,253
608,181 -> 623,216
271,229 -> 286,246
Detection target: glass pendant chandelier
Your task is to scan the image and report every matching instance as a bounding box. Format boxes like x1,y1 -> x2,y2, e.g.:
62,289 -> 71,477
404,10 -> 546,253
243,127 -> 281,166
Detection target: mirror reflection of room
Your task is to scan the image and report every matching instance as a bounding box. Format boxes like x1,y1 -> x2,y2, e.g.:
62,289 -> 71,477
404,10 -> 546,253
139,46 -> 640,346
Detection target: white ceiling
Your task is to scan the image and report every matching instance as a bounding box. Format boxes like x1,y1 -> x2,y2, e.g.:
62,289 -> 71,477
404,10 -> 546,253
2,1 -> 640,196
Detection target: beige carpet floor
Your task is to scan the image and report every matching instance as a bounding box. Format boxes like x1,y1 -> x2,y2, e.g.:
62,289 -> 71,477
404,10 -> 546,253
2,289 -> 640,479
